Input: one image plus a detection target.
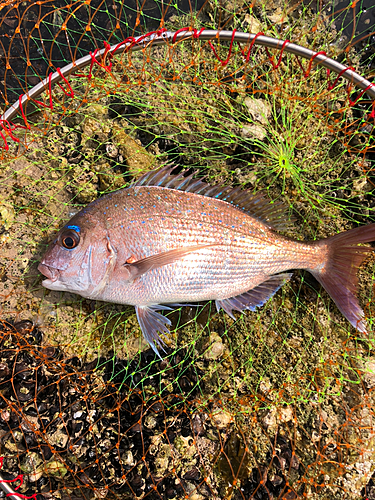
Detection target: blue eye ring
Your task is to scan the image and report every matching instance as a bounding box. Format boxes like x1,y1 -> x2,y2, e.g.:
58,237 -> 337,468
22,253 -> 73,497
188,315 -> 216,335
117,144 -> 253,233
67,224 -> 80,233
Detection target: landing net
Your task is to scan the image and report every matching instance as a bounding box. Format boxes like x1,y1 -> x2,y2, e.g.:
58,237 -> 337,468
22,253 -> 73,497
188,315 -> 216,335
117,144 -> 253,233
0,1 -> 375,499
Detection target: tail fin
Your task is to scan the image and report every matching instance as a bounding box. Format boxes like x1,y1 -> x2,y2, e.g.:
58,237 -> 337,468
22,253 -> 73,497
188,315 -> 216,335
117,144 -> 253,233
311,224 -> 375,333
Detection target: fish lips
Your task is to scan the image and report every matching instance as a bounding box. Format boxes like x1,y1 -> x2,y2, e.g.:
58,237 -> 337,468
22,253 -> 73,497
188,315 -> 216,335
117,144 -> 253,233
38,263 -> 61,285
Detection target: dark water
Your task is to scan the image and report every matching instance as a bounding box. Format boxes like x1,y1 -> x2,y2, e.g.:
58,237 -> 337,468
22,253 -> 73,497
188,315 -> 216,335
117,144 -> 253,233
0,0 -> 206,106
307,0 -> 375,64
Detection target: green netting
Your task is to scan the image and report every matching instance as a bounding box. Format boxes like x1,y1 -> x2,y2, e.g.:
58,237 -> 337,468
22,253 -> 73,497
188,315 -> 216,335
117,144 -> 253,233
0,1 -> 375,499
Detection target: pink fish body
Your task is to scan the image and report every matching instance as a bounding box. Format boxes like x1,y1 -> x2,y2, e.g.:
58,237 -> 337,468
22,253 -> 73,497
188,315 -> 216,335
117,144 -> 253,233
38,166 -> 375,356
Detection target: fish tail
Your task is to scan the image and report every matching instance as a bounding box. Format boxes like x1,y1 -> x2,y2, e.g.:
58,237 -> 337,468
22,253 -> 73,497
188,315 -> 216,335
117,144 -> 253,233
311,223 -> 375,333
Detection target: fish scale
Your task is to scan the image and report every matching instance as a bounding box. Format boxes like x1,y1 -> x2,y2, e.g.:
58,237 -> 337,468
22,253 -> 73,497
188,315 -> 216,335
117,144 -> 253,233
38,165 -> 375,357
102,189 -> 294,301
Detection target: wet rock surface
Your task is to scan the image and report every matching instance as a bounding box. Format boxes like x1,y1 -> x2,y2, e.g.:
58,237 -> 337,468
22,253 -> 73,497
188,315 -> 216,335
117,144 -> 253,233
0,321 -> 374,499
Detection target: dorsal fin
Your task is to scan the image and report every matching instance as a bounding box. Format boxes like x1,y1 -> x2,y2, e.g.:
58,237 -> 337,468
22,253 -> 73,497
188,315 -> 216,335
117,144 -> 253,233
134,165 -> 292,231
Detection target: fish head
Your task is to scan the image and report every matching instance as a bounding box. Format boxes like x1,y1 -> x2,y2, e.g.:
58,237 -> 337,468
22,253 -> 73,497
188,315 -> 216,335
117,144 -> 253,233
38,215 -> 116,298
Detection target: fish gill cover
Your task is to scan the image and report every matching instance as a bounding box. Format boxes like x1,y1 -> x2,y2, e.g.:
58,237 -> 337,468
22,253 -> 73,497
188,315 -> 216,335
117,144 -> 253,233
0,0 -> 375,499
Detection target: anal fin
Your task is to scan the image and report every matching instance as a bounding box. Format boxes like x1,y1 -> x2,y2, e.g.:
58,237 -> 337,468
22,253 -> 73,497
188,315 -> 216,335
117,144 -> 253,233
215,273 -> 292,319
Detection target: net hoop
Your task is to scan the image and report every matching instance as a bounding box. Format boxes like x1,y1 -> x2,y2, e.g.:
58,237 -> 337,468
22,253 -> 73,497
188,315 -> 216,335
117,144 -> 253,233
1,29 -> 375,126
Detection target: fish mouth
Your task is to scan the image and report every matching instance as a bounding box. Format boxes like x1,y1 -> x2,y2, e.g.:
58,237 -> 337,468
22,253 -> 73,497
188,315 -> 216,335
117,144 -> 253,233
38,263 -> 60,283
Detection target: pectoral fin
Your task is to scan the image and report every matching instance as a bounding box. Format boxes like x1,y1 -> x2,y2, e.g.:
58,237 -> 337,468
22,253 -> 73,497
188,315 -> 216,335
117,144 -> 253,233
123,244 -> 214,281
135,304 -> 174,358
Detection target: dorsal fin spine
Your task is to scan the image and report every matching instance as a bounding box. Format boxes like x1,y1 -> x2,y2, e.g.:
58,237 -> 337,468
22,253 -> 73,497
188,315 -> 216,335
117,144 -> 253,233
133,165 -> 291,231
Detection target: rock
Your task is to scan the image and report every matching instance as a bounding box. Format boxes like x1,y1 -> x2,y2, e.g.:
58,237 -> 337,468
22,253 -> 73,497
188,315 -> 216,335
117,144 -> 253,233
212,409 -> 232,429
0,200 -> 15,230
243,97 -> 271,125
112,124 -> 154,176
244,14 -> 262,34
204,333 -> 225,360
45,460 -> 68,478
241,123 -> 267,141
363,359 -> 375,388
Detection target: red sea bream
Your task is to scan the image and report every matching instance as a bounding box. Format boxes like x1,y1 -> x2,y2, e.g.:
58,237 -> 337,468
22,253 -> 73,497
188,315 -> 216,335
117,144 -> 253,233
38,166 -> 375,357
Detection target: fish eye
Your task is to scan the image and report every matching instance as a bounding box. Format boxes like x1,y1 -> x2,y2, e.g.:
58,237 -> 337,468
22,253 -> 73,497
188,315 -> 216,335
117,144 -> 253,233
60,230 -> 80,249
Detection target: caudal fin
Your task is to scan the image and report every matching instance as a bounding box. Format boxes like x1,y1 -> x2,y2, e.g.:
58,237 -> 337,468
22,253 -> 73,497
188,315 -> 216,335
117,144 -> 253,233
311,224 -> 375,333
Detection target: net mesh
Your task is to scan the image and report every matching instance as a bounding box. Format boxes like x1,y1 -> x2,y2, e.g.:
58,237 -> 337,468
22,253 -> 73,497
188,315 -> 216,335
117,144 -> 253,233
0,0 -> 375,499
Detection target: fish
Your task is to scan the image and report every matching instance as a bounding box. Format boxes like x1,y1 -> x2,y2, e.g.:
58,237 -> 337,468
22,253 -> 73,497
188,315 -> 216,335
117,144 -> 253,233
38,165 -> 375,357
